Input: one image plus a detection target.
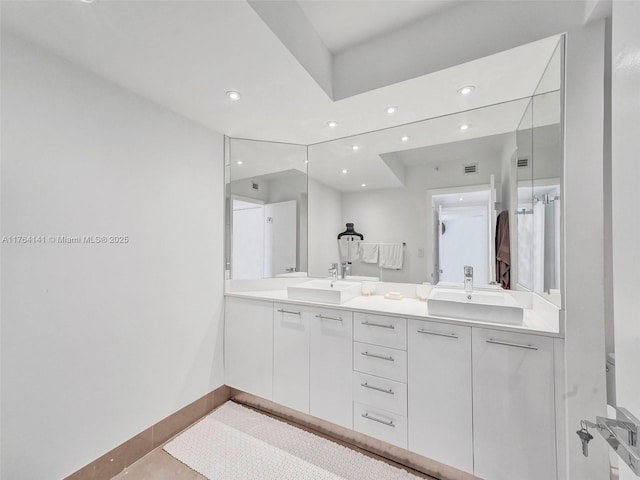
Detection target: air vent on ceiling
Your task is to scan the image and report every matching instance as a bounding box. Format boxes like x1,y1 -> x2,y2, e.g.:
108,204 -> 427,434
517,157 -> 529,168
463,163 -> 478,175
251,181 -> 260,191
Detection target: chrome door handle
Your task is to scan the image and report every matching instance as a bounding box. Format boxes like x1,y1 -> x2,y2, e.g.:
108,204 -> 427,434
361,321 -> 395,329
361,351 -> 395,362
277,309 -> 301,316
361,382 -> 394,395
361,412 -> 395,427
486,338 -> 538,350
315,314 -> 343,322
417,329 -> 458,339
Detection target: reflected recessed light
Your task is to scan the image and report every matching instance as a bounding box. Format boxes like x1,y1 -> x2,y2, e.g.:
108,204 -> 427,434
304,160 -> 309,164
385,106 -> 398,114
80,0 -> 96,3
459,197 -> 464,201
401,135 -> 410,142
458,85 -> 475,95
226,90 -> 241,101
327,121 -> 338,128
459,124 -> 470,131
352,144 -> 360,151
342,169 -> 348,174
236,160 -> 243,165
361,183 -> 366,187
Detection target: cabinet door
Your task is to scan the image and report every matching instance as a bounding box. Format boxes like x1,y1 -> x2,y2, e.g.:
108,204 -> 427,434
309,307 -> 353,429
273,303 -> 310,414
408,319 -> 473,474
472,328 -> 556,480
224,297 -> 273,400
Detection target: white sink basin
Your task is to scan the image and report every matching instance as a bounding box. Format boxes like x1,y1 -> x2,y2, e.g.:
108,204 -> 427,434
427,288 -> 524,325
287,279 -> 361,304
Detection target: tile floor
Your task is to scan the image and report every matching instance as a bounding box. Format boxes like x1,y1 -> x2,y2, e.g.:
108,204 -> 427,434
112,403 -> 437,480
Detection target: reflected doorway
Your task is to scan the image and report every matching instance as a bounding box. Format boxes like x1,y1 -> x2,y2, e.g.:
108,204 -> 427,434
431,188 -> 493,285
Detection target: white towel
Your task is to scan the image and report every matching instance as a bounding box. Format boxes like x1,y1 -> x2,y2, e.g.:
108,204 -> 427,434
378,243 -> 404,269
359,243 -> 379,263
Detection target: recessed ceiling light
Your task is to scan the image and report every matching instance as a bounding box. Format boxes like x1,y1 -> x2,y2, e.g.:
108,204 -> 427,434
385,106 -> 398,114
342,169 -> 348,174
236,160 -> 243,165
459,197 -> 464,201
226,90 -> 241,101
401,135 -> 410,142
327,121 -> 338,128
459,124 -> 470,131
361,183 -> 366,188
304,160 -> 309,164
79,0 -> 96,3
458,85 -> 475,95
352,145 -> 360,151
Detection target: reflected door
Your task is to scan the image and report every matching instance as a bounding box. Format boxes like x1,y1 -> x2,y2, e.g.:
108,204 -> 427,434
264,200 -> 297,277
232,200 -> 265,279
439,206 -> 489,284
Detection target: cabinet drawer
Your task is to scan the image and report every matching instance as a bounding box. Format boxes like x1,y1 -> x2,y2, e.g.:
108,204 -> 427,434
353,372 -> 407,416
354,402 -> 407,449
354,312 -> 407,350
353,341 -> 407,383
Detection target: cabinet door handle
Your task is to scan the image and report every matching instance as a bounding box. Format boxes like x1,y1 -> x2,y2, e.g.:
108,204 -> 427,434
315,314 -> 343,322
486,338 -> 538,350
361,351 -> 395,362
361,382 -> 394,395
417,329 -> 458,339
361,412 -> 395,427
277,309 -> 301,316
361,321 -> 395,329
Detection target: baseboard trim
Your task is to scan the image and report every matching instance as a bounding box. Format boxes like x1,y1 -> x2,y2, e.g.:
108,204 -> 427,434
229,389 -> 479,480
65,385 -> 231,480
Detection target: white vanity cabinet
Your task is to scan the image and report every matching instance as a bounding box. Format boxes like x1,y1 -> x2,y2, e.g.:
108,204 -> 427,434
353,312 -> 408,449
472,328 -> 556,480
407,319 -> 473,474
224,297 -> 274,400
273,302 -> 354,425
273,303 -> 310,414
309,307 -> 353,428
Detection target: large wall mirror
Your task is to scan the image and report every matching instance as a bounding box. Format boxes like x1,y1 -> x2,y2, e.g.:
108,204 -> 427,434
307,38 -> 562,296
226,38 -> 563,298
225,138 -> 308,280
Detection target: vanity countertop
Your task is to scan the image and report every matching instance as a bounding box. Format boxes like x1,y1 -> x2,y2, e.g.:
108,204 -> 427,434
225,288 -> 562,338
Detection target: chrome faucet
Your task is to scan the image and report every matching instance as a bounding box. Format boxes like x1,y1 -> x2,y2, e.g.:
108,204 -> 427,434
340,261 -> 350,279
464,265 -> 473,292
329,263 -> 339,281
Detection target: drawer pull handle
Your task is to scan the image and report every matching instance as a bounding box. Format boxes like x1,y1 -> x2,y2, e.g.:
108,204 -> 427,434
361,351 -> 395,362
418,329 -> 458,339
486,338 -> 538,350
361,412 -> 395,427
361,321 -> 395,330
277,309 -> 301,316
315,314 -> 343,322
361,382 -> 394,395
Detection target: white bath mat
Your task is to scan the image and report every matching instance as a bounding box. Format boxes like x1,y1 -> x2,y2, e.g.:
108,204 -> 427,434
164,401 -> 422,480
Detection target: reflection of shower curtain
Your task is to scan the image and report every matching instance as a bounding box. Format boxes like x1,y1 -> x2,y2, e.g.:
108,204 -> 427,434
533,201 -> 545,292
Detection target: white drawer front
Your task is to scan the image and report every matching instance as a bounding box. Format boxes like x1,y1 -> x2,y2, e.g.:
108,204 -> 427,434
354,313 -> 407,350
354,402 -> 407,449
353,372 -> 407,416
353,341 -> 407,383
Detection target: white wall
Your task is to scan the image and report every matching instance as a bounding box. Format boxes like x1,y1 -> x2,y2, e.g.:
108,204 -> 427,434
0,32 -> 225,479
563,20 -> 609,480
308,177 -> 342,276
611,3 -> 640,479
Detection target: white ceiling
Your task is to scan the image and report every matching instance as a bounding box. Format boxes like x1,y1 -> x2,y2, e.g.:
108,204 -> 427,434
296,0 -> 465,53
1,1 -> 560,145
